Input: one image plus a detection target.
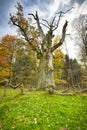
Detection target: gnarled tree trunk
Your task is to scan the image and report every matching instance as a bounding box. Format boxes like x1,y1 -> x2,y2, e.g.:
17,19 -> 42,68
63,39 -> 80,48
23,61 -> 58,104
37,51 -> 55,90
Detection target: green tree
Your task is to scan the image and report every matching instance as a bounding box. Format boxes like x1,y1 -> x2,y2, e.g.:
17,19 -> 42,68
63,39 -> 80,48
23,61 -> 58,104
12,39 -> 37,89
64,55 -> 82,88
53,49 -> 67,87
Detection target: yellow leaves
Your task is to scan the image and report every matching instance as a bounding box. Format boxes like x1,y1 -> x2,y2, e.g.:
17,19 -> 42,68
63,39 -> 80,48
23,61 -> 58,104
31,40 -> 38,49
19,18 -> 28,31
54,49 -> 64,58
53,49 -> 65,85
52,35 -> 60,46
11,125 -> 15,129
0,68 -> 10,81
33,118 -> 38,124
32,30 -> 40,38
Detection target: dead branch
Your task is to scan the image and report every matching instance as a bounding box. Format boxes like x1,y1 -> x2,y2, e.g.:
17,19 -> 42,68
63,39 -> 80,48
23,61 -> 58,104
42,19 -> 50,27
40,22 -> 50,29
63,7 -> 74,14
51,20 -> 68,52
61,89 -> 70,93
77,88 -> 87,94
28,13 -> 36,20
56,7 -> 74,15
56,92 -> 74,96
9,82 -> 22,89
51,16 -> 56,27
28,11 -> 45,39
53,7 -> 73,31
47,88 -> 74,96
53,12 -> 62,31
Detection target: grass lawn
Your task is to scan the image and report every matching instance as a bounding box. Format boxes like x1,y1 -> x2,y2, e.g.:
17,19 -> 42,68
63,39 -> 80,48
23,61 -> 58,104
0,88 -> 87,130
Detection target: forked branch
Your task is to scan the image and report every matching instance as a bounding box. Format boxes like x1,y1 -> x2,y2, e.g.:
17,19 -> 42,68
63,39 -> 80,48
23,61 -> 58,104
9,82 -> 22,89
53,7 -> 74,31
51,20 -> 68,52
28,11 -> 45,38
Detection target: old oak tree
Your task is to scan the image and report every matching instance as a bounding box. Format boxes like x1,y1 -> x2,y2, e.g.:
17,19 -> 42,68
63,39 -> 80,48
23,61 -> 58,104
9,2 -> 68,90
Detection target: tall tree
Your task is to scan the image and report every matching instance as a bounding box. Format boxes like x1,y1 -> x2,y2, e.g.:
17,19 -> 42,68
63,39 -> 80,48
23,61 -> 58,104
73,14 -> 87,67
0,35 -> 17,96
12,39 -> 37,89
0,35 -> 17,81
53,48 -> 66,87
64,55 -> 82,88
9,2 -> 68,90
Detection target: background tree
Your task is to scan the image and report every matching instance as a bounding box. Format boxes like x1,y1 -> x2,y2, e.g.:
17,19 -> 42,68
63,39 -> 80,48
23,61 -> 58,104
0,45 -> 11,81
73,14 -> 87,67
63,55 -> 82,89
0,35 -> 17,96
0,35 -> 17,81
12,39 -> 37,89
73,14 -> 87,89
9,2 -> 68,90
53,49 -> 67,88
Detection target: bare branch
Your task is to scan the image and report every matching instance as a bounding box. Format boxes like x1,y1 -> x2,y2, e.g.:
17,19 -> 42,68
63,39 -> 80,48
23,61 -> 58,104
40,22 -> 50,29
63,7 -> 74,14
28,13 -> 36,20
9,82 -> 22,89
53,12 -> 62,31
56,7 -> 74,15
29,11 -> 45,39
51,20 -> 68,52
51,15 -> 56,26
53,7 -> 73,31
42,19 -> 50,26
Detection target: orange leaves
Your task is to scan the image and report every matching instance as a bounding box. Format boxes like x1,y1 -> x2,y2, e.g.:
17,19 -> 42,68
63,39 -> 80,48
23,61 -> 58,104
1,35 -> 17,51
0,35 -> 18,80
0,46 -> 10,67
31,40 -> 38,50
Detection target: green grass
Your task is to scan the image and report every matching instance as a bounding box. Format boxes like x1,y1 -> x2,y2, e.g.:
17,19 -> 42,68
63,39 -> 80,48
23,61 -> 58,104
0,88 -> 87,130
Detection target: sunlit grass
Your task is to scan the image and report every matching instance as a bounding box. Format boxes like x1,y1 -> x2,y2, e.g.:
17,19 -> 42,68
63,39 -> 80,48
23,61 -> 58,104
0,88 -> 87,130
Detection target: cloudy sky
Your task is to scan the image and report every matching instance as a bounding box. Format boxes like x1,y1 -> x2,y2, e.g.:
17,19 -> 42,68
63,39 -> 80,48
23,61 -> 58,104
0,0 -> 87,58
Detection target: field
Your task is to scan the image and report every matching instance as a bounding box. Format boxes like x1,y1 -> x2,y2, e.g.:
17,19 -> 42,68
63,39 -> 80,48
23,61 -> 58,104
0,88 -> 87,130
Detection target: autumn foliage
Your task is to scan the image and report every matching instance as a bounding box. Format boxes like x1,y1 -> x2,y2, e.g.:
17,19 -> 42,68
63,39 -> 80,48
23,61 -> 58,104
0,35 -> 17,81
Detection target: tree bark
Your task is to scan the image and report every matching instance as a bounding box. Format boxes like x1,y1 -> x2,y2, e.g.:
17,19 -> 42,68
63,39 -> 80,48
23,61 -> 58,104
37,52 -> 55,90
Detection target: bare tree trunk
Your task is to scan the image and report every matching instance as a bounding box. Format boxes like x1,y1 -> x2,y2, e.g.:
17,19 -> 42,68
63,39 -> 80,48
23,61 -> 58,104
37,52 -> 55,90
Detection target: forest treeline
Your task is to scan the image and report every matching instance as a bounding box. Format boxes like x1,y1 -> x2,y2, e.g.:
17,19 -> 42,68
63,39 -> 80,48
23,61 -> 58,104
0,34 -> 87,91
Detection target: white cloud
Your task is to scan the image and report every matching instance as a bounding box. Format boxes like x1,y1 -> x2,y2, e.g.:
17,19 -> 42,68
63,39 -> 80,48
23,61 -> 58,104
58,0 -> 87,59
0,26 -> 17,39
47,0 -> 71,18
79,0 -> 87,15
24,4 -> 46,18
1,0 -> 87,59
